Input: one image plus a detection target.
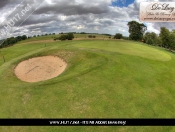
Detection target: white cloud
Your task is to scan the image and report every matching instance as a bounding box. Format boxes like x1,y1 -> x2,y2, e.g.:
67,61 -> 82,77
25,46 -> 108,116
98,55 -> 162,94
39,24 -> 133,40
0,0 -> 174,38
75,25 -> 85,30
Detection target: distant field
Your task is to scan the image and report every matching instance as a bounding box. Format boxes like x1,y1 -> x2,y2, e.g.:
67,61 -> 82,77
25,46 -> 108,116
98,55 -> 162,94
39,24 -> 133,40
0,35 -> 175,132
16,34 -> 112,44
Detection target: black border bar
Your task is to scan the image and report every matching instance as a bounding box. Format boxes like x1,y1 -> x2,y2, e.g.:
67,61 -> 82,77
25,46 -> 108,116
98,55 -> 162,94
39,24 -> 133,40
0,119 -> 175,126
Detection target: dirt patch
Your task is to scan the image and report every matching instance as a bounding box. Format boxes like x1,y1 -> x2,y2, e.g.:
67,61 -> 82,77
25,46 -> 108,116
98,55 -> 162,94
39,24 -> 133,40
14,56 -> 67,83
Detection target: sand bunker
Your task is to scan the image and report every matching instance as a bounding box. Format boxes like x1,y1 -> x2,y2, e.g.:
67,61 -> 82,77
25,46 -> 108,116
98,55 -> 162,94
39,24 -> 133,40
14,56 -> 67,83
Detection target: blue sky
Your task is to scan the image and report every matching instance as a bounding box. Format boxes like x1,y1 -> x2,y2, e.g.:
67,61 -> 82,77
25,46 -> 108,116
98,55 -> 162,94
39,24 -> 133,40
111,0 -> 135,7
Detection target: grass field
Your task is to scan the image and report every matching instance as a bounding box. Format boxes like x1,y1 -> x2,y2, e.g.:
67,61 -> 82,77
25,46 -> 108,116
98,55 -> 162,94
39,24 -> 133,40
0,35 -> 175,131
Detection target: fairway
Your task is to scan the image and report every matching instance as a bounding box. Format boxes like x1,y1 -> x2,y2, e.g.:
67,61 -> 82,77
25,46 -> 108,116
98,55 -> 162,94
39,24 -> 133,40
74,40 -> 171,61
0,39 -> 175,131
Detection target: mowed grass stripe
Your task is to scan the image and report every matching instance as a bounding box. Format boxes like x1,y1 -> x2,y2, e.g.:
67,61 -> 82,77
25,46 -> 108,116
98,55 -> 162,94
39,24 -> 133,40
73,40 -> 171,61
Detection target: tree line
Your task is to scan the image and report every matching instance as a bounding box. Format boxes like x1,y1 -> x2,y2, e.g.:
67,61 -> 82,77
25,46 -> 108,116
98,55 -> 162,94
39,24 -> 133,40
1,21 -> 173,51
144,28 -> 175,51
54,33 -> 98,41
0,33 -> 56,49
0,35 -> 27,48
54,33 -> 74,41
31,33 -> 55,38
126,20 -> 175,51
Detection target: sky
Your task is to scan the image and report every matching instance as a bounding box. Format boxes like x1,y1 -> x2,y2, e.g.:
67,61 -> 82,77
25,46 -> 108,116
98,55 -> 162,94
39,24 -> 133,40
0,0 -> 174,38
111,0 -> 134,7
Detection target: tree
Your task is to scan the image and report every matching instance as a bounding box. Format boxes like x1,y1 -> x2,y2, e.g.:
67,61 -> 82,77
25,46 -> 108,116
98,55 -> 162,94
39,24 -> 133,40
16,36 -> 22,41
169,32 -> 175,50
9,37 -> 17,44
127,21 -> 147,41
2,37 -> 17,47
114,33 -> 123,39
159,27 -> 170,48
21,35 -> 27,40
144,32 -> 157,45
67,33 -> 74,40
154,36 -> 162,46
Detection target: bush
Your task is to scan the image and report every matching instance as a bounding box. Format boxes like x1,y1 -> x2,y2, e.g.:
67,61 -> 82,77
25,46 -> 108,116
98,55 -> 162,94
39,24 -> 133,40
59,35 -> 68,41
88,35 -> 93,38
57,33 -> 74,41
67,33 -> 74,40
88,35 -> 96,38
114,33 -> 123,39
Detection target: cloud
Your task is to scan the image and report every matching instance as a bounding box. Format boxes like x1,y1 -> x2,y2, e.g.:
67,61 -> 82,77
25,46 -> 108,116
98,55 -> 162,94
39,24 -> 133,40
34,0 -> 110,16
0,0 -> 174,38
0,0 -> 22,8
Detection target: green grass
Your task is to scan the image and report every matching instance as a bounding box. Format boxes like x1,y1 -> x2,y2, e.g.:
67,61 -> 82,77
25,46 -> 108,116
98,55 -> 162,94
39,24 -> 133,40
74,40 -> 171,61
73,34 -> 112,38
17,35 -> 55,44
0,37 -> 175,131
16,34 -> 112,44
